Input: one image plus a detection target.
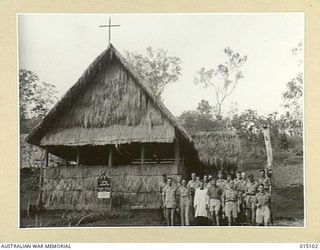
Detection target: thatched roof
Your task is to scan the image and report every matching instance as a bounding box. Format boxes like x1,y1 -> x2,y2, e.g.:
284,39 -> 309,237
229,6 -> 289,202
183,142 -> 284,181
192,130 -> 241,167
26,44 -> 192,147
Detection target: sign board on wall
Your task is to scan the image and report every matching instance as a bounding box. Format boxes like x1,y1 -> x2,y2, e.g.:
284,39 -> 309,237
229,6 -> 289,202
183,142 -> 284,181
97,172 -> 112,199
98,191 -> 111,199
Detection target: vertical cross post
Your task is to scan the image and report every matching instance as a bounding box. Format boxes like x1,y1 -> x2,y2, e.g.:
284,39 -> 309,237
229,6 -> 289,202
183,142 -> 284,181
99,17 -> 120,45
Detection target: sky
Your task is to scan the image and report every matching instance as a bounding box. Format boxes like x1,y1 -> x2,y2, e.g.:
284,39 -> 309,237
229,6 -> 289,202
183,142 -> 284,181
18,13 -> 304,117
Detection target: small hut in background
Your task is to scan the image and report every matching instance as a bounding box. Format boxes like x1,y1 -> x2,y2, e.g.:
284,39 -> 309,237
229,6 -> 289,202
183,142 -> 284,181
192,130 -> 241,176
26,44 -> 199,210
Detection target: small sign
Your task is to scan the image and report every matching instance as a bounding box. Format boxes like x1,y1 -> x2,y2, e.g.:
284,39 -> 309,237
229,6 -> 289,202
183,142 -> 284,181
97,172 -> 111,189
98,191 -> 111,199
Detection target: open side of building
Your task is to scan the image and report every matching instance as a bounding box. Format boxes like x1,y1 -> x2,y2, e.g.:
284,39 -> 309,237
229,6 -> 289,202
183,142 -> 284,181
26,44 -> 199,210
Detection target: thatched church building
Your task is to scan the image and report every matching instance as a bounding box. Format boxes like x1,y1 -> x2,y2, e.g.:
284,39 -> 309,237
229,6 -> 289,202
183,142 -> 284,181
26,44 -> 199,210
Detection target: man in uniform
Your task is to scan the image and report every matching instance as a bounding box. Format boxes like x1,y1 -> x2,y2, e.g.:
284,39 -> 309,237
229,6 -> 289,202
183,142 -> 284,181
207,179 -> 223,226
163,177 -> 178,226
258,169 -> 272,194
203,175 -> 208,188
178,179 -> 191,226
241,171 -> 246,181
234,171 -> 246,225
159,173 -> 167,220
187,172 -> 200,218
233,172 -> 242,189
224,174 -> 233,191
222,181 -> 240,226
255,183 -> 271,226
245,174 -> 258,225
176,173 -> 183,187
216,171 -> 226,190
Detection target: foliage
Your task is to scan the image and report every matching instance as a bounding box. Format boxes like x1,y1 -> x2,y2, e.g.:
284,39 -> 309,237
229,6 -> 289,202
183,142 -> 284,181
194,47 -> 247,118
281,73 -> 303,136
178,100 -> 223,135
125,47 -> 182,99
19,69 -> 59,121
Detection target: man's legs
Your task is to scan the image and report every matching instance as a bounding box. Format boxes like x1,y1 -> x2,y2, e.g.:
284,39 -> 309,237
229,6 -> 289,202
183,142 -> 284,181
180,200 -> 185,226
166,208 -> 171,226
251,203 -> 256,225
170,208 -> 175,226
185,200 -> 190,226
215,209 -> 220,226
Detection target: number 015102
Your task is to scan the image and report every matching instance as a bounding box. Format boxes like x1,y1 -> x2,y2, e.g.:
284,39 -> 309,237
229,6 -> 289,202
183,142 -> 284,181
300,244 -> 319,249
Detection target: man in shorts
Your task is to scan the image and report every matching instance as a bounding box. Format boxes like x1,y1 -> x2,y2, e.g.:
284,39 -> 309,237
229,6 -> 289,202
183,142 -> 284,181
207,178 -> 223,226
255,183 -> 271,226
234,171 -> 246,225
178,179 -> 191,226
223,180 -> 240,226
224,174 -> 233,191
258,169 -> 272,194
163,177 -> 178,226
245,174 -> 258,225
216,171 -> 226,190
159,173 -> 168,220
187,172 -> 200,218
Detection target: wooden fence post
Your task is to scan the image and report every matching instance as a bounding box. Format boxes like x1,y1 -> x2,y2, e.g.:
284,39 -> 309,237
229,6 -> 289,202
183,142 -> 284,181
108,146 -> 113,167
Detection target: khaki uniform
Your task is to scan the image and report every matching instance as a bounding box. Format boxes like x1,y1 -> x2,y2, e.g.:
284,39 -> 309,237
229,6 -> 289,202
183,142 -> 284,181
258,176 -> 271,192
256,192 -> 271,225
207,186 -> 223,214
163,185 -> 177,208
224,189 -> 239,219
178,186 -> 191,226
163,184 -> 178,226
245,181 -> 258,208
216,179 -> 226,189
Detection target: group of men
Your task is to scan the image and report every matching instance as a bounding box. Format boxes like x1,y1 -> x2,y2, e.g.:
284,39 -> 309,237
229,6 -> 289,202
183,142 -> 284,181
160,169 -> 272,226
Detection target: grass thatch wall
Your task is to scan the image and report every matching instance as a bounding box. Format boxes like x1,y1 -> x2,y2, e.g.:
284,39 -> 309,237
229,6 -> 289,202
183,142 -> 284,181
40,62 -> 174,146
41,164 -> 179,210
192,130 -> 241,170
20,134 -> 61,168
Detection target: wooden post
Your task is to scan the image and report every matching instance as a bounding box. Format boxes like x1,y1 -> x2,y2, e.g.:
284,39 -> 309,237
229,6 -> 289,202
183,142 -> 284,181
174,137 -> 180,166
45,149 -> 49,168
76,149 -> 81,166
141,144 -> 145,165
37,148 -> 48,207
108,145 -> 113,167
263,125 -> 273,170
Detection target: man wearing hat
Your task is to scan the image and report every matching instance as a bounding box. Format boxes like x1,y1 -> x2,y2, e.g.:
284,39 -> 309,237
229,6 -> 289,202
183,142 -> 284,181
163,177 -> 178,226
245,174 -> 258,225
258,169 -> 272,194
159,173 -> 168,220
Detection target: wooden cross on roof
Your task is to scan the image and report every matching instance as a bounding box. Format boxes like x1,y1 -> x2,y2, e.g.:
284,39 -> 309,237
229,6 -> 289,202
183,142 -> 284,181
99,17 -> 120,45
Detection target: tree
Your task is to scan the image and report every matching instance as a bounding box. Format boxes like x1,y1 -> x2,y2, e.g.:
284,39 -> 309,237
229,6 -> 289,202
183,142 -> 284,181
194,47 -> 247,118
281,42 -> 303,136
197,99 -> 213,116
125,47 -> 182,99
19,69 -> 59,121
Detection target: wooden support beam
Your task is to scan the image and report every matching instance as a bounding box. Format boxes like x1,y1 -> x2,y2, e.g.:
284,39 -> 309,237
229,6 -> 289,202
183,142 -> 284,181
108,146 -> 113,167
174,137 -> 180,166
45,149 -> 49,168
141,144 -> 145,165
76,149 -> 81,166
